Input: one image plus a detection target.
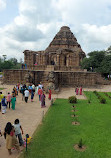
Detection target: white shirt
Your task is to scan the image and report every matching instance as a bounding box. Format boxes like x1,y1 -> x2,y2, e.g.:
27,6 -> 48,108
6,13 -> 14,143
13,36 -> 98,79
38,84 -> 43,89
24,90 -> 29,97
32,84 -> 35,89
13,123 -> 21,135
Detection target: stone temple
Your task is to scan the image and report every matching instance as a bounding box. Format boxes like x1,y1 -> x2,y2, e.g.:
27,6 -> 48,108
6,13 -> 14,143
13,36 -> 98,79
3,26 -> 106,91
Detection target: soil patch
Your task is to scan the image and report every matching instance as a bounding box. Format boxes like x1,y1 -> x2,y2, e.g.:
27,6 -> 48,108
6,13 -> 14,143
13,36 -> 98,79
74,144 -> 87,152
72,122 -> 80,125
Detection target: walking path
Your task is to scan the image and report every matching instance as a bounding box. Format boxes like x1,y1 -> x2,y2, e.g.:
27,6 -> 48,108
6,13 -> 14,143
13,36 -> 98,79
0,84 -> 111,158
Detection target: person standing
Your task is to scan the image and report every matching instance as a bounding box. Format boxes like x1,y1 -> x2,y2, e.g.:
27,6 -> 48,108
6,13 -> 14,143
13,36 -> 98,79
76,86 -> 79,95
0,92 -> 4,112
11,95 -> 16,110
41,91 -> 46,108
48,89 -> 51,100
2,96 -> 7,114
80,86 -> 83,95
7,92 -> 11,109
38,88 -> 43,102
24,89 -> 29,103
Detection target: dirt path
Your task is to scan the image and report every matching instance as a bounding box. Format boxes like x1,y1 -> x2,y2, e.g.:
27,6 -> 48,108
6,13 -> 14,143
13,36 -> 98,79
0,84 -> 111,158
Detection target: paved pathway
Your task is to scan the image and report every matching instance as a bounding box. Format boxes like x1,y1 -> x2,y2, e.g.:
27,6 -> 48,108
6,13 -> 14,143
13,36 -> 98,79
0,84 -> 111,158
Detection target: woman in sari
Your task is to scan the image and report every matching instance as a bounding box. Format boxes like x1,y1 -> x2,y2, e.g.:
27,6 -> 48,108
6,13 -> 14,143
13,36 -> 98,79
11,96 -> 16,110
48,89 -> 51,100
4,122 -> 20,155
41,91 -> 46,108
76,86 -> 79,95
80,86 -> 82,95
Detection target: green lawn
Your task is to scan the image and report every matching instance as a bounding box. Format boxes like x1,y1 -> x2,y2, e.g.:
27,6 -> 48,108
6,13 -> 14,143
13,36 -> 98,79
0,88 -> 4,90
22,92 -> 111,158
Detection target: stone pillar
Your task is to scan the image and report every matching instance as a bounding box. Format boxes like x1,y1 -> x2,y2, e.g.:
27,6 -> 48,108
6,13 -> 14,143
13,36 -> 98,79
66,54 -> 69,67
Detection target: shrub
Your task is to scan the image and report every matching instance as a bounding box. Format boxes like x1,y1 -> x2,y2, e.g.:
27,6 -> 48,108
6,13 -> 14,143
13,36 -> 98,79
88,99 -> 91,103
100,97 -> 106,104
68,96 -> 77,104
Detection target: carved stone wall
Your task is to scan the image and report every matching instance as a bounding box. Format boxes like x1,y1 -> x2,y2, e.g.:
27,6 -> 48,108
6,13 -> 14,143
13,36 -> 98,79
3,70 -> 108,88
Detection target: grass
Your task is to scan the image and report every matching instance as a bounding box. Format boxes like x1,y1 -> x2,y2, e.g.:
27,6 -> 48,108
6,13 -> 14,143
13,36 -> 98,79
0,88 -> 4,90
21,92 -> 111,158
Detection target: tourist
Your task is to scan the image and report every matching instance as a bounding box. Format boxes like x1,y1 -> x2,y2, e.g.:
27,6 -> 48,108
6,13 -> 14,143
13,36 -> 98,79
0,92 -> 4,112
21,86 -> 25,101
38,87 -> 43,102
41,91 -> 46,108
35,84 -> 39,95
7,92 -> 11,109
13,119 -> 24,146
28,85 -> 32,93
80,86 -> 83,95
2,96 -> 7,114
24,89 -> 29,103
11,95 -> 16,110
38,82 -> 43,90
76,86 -> 79,95
48,88 -> 51,100
32,84 -> 35,92
31,90 -> 34,102
4,122 -> 20,155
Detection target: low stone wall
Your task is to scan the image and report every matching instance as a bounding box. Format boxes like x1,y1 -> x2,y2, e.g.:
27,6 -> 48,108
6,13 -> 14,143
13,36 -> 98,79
3,69 -> 110,88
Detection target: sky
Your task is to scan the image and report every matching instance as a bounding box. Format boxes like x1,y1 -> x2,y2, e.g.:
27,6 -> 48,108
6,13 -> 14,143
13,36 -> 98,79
0,0 -> 111,61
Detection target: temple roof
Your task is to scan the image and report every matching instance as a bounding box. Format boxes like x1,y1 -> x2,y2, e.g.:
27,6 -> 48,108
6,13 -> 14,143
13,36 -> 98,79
45,26 -> 85,56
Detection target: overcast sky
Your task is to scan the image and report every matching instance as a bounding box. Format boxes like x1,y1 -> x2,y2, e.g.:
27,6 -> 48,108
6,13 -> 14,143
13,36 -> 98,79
0,0 -> 111,60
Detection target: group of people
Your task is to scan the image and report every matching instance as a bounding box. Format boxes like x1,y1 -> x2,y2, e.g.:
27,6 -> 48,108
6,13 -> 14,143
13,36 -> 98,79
0,119 -> 31,155
0,82 -> 52,155
75,86 -> 83,95
0,91 -> 16,114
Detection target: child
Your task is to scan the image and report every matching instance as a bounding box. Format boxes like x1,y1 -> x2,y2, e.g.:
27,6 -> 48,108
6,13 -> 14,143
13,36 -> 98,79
13,119 -> 24,146
24,134 -> 32,147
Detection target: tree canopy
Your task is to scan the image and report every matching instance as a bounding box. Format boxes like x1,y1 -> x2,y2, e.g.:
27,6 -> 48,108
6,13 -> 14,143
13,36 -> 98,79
0,56 -> 21,72
81,48 -> 111,74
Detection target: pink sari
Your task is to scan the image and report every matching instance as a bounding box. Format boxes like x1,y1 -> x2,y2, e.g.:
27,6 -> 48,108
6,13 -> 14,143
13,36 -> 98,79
76,88 -> 79,95
80,87 -> 82,95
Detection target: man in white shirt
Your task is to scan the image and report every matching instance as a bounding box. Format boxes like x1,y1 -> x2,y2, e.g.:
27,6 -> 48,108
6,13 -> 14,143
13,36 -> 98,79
24,89 -> 29,103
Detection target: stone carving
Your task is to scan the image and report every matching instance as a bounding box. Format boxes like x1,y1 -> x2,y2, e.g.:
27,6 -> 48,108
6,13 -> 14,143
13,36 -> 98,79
47,71 -> 55,90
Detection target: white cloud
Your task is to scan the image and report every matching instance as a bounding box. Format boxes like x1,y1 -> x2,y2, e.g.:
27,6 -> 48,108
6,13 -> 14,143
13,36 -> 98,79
0,0 -> 6,11
1,0 -> 111,60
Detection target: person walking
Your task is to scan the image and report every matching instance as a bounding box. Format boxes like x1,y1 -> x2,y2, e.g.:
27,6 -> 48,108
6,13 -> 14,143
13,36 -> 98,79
4,122 -> 20,155
13,119 -> 24,146
31,90 -> 34,102
2,96 -> 7,114
7,92 -> 11,109
24,89 -> 29,103
11,95 -> 16,110
0,92 -> 4,112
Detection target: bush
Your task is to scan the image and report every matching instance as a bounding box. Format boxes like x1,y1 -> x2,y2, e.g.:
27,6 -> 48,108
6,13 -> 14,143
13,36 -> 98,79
68,96 -> 77,104
88,99 -> 91,103
100,97 -> 106,104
